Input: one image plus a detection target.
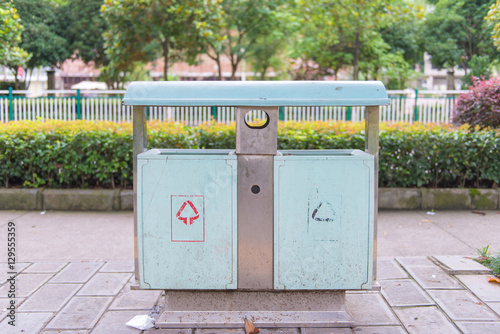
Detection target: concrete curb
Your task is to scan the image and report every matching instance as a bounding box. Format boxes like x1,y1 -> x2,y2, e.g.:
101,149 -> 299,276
379,188 -> 499,210
0,188 -> 499,211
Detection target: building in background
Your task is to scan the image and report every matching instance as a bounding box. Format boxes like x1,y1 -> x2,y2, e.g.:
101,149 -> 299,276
419,53 -> 465,90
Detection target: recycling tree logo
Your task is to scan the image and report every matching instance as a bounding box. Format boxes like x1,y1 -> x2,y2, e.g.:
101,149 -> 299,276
176,200 -> 200,225
311,201 -> 335,222
171,195 -> 205,242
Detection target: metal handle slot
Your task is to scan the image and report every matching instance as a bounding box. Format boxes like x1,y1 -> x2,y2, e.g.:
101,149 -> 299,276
244,110 -> 269,129
236,106 -> 278,156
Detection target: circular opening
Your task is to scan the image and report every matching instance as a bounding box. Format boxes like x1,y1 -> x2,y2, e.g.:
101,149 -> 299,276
251,185 -> 261,194
244,110 -> 269,129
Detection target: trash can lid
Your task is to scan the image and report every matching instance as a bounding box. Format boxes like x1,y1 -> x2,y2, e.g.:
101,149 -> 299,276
123,81 -> 389,107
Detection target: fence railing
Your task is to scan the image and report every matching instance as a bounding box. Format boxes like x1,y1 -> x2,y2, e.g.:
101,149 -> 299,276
0,88 -> 468,125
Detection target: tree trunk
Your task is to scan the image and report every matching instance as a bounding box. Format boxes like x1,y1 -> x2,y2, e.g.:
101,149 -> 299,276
216,55 -> 222,80
47,69 -> 55,96
163,41 -> 169,81
353,32 -> 360,80
230,52 -> 240,80
446,70 -> 455,90
230,61 -> 238,81
260,64 -> 269,80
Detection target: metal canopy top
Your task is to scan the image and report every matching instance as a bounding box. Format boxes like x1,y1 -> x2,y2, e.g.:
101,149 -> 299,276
123,81 -> 389,107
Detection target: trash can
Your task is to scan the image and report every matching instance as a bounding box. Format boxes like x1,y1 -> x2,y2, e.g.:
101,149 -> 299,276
125,81 -> 389,328
137,149 -> 237,290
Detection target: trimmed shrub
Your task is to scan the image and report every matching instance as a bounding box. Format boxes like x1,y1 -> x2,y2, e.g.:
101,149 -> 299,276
454,77 -> 500,129
0,120 -> 499,189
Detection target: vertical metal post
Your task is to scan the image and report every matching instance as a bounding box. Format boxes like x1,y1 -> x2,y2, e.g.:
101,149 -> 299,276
279,106 -> 284,121
76,89 -> 81,120
365,106 -> 379,281
211,106 -> 217,122
346,106 -> 352,121
8,87 -> 13,121
133,106 -> 148,280
236,106 -> 278,290
413,89 -> 418,122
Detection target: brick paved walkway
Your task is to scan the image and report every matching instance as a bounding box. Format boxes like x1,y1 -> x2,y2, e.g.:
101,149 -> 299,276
1,255 -> 499,333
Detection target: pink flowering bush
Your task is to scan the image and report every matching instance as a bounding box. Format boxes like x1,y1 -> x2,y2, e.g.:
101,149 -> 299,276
454,77 -> 500,129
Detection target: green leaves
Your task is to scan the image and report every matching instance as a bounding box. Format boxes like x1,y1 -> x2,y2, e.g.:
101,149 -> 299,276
423,0 -> 497,82
486,1 -> 500,50
101,0 -> 225,81
0,1 -> 31,86
13,0 -> 70,69
1,121 -> 499,189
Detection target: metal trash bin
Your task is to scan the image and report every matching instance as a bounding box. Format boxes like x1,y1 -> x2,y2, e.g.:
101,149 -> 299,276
125,81 -> 388,328
137,149 -> 237,290
274,149 -> 374,290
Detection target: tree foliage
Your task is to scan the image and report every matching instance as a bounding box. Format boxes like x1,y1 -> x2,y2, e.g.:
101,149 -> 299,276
206,0 -> 286,80
424,0 -> 497,89
61,0 -> 107,67
486,0 -> 500,49
289,0 -> 422,86
12,0 -> 70,88
101,0 -> 225,81
0,0 -> 30,88
13,0 -> 70,69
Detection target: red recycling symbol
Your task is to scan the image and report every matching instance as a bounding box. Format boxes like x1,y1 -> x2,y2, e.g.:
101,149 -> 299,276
176,200 -> 200,225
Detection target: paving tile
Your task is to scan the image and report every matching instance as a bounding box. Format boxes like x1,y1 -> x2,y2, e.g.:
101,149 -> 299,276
0,273 -> 53,297
302,328 -> 352,334
77,272 -> 132,296
428,289 -> 498,321
0,312 -> 53,334
92,310 -> 143,334
18,283 -> 81,312
345,293 -> 399,326
195,329 -> 299,334
376,258 -> 408,280
100,260 -> 135,273
144,329 -> 193,334
50,262 -> 104,284
109,283 -> 162,310
252,329 -> 300,334
395,256 -> 434,268
394,306 -> 460,334
195,329 -> 245,334
433,255 -> 491,275
487,302 -> 500,316
380,279 -> 434,307
0,298 -> 24,322
0,262 -> 32,284
23,262 -> 68,273
456,321 -> 500,334
352,326 -> 406,334
46,296 -> 113,330
41,331 -> 89,334
456,275 -> 500,302
405,266 -> 463,289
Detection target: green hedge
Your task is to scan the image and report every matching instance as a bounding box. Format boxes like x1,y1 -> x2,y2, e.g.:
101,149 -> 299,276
1,121 -> 499,189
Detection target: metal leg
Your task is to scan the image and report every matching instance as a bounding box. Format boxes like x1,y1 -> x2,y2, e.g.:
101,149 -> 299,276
133,106 -> 147,281
365,106 -> 379,281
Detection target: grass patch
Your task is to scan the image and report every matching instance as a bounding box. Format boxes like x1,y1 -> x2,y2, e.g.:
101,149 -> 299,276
475,245 -> 500,278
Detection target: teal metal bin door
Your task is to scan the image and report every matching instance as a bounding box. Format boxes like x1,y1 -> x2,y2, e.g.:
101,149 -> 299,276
137,149 -> 237,290
274,150 -> 374,290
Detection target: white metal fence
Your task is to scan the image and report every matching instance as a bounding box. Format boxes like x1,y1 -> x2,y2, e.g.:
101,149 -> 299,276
0,89 -> 467,125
